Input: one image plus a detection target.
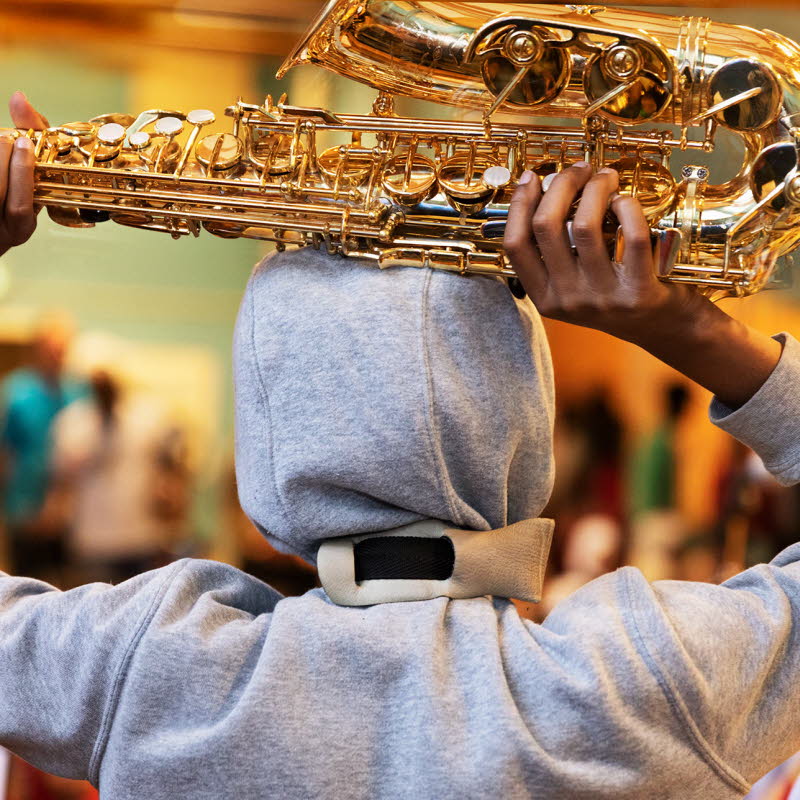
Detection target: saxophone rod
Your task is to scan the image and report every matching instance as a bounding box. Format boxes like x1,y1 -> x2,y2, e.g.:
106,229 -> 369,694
34,178 -> 383,221
252,114 -> 708,151
35,164 -> 376,206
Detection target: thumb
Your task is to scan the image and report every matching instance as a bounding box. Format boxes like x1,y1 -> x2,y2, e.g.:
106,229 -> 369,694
9,91 -> 49,130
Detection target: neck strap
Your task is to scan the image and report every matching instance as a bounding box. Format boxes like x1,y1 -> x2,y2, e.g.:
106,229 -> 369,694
318,518 -> 554,606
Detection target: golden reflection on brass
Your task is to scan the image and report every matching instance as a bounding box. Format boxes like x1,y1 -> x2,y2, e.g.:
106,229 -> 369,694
6,2 -> 800,297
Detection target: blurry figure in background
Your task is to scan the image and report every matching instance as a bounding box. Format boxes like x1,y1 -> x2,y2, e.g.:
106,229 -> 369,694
713,440 -> 797,579
627,382 -> 690,581
51,369 -> 190,585
0,313 -> 83,581
539,512 -> 622,617
580,390 -> 625,523
537,389 -> 624,620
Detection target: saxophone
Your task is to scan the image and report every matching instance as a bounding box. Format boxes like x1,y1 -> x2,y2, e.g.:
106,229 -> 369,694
6,2 -> 800,298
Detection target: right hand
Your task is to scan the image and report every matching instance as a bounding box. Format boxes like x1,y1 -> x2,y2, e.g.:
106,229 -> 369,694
503,163 -> 706,345
1,91 -> 49,258
504,163 -> 782,409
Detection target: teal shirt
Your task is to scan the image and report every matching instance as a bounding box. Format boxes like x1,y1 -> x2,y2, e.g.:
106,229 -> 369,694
629,423 -> 676,516
0,369 -> 85,524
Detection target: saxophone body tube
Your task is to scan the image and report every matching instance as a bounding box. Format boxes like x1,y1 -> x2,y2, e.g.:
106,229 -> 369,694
7,2 -> 800,298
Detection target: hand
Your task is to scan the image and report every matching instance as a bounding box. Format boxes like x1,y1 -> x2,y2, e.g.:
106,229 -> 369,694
504,163 -> 709,344
0,91 -> 49,258
504,163 -> 781,409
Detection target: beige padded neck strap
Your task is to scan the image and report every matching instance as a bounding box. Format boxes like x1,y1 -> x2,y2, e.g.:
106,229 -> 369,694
317,517 -> 554,606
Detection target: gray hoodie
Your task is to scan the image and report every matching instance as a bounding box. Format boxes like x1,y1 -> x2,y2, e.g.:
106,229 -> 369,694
1,248 -> 800,799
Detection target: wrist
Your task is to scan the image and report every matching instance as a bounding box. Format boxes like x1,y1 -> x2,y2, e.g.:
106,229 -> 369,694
619,286 -> 719,354
621,288 -> 781,407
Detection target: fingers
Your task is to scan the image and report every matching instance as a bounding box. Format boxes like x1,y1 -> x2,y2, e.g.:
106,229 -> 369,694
531,162 -> 593,281
4,137 -> 37,245
611,193 -> 654,279
571,167 -> 619,280
504,170 -> 546,293
0,136 -> 13,214
9,91 -> 49,130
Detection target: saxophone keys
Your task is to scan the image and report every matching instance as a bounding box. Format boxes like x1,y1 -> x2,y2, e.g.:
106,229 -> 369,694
475,24 -> 570,113
175,110 -> 216,178
583,42 -> 672,124
438,145 -> 504,214
607,156 -> 677,218
97,123 -> 126,147
381,152 -> 437,206
154,116 -> 184,138
128,131 -> 151,151
318,146 -> 374,191
187,109 -> 215,127
196,132 -> 244,172
704,59 -> 782,132
750,142 -> 800,212
86,122 -> 127,164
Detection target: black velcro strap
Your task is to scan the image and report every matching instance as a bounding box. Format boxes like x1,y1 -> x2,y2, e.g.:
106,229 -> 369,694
353,536 -> 455,582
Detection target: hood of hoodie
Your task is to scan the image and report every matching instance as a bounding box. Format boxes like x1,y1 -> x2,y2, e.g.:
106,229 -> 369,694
233,247 -> 555,564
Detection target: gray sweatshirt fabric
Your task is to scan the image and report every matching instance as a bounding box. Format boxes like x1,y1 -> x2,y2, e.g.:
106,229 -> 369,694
2,249 -> 800,799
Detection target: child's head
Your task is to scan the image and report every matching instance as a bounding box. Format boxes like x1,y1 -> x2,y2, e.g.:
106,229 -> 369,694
233,248 -> 555,563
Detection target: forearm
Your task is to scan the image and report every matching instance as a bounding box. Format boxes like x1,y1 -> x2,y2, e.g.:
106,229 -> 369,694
628,292 -> 782,410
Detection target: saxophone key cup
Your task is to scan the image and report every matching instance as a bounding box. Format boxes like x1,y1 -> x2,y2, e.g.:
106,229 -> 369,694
249,133 -> 303,177
381,152 -> 438,207
583,42 -> 673,124
751,142 -> 800,213
707,59 -> 783,132
606,156 -> 677,219
195,133 -> 244,172
438,152 -> 503,215
476,23 -> 571,110
318,146 -> 374,191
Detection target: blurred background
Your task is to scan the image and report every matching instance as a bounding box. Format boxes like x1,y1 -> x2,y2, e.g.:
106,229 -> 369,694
1,0 -> 800,798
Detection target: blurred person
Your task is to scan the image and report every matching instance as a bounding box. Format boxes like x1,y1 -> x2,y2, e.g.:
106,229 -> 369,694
539,512 -> 622,617
51,369 -> 189,584
2,95 -> 800,800
713,442 -> 800,578
0,312 -> 83,580
629,382 -> 689,516
627,382 -> 690,580
580,389 -> 625,522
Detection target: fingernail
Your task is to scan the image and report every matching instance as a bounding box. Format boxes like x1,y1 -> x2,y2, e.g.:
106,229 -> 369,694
517,170 -> 534,186
598,167 -> 616,175
609,192 -> 622,203
573,161 -> 591,168
15,136 -> 32,150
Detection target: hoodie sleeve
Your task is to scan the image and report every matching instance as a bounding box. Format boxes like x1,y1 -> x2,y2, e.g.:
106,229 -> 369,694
0,561 -> 185,781
621,544 -> 800,787
709,333 -> 800,485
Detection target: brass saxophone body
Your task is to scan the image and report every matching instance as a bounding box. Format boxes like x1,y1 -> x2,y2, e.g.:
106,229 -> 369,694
7,2 -> 800,297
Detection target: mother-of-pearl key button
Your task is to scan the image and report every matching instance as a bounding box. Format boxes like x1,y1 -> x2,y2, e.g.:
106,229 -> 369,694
483,165 -> 511,188
129,131 -> 151,150
155,116 -> 184,137
97,123 -> 126,146
187,109 -> 215,126
541,173 -> 557,192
